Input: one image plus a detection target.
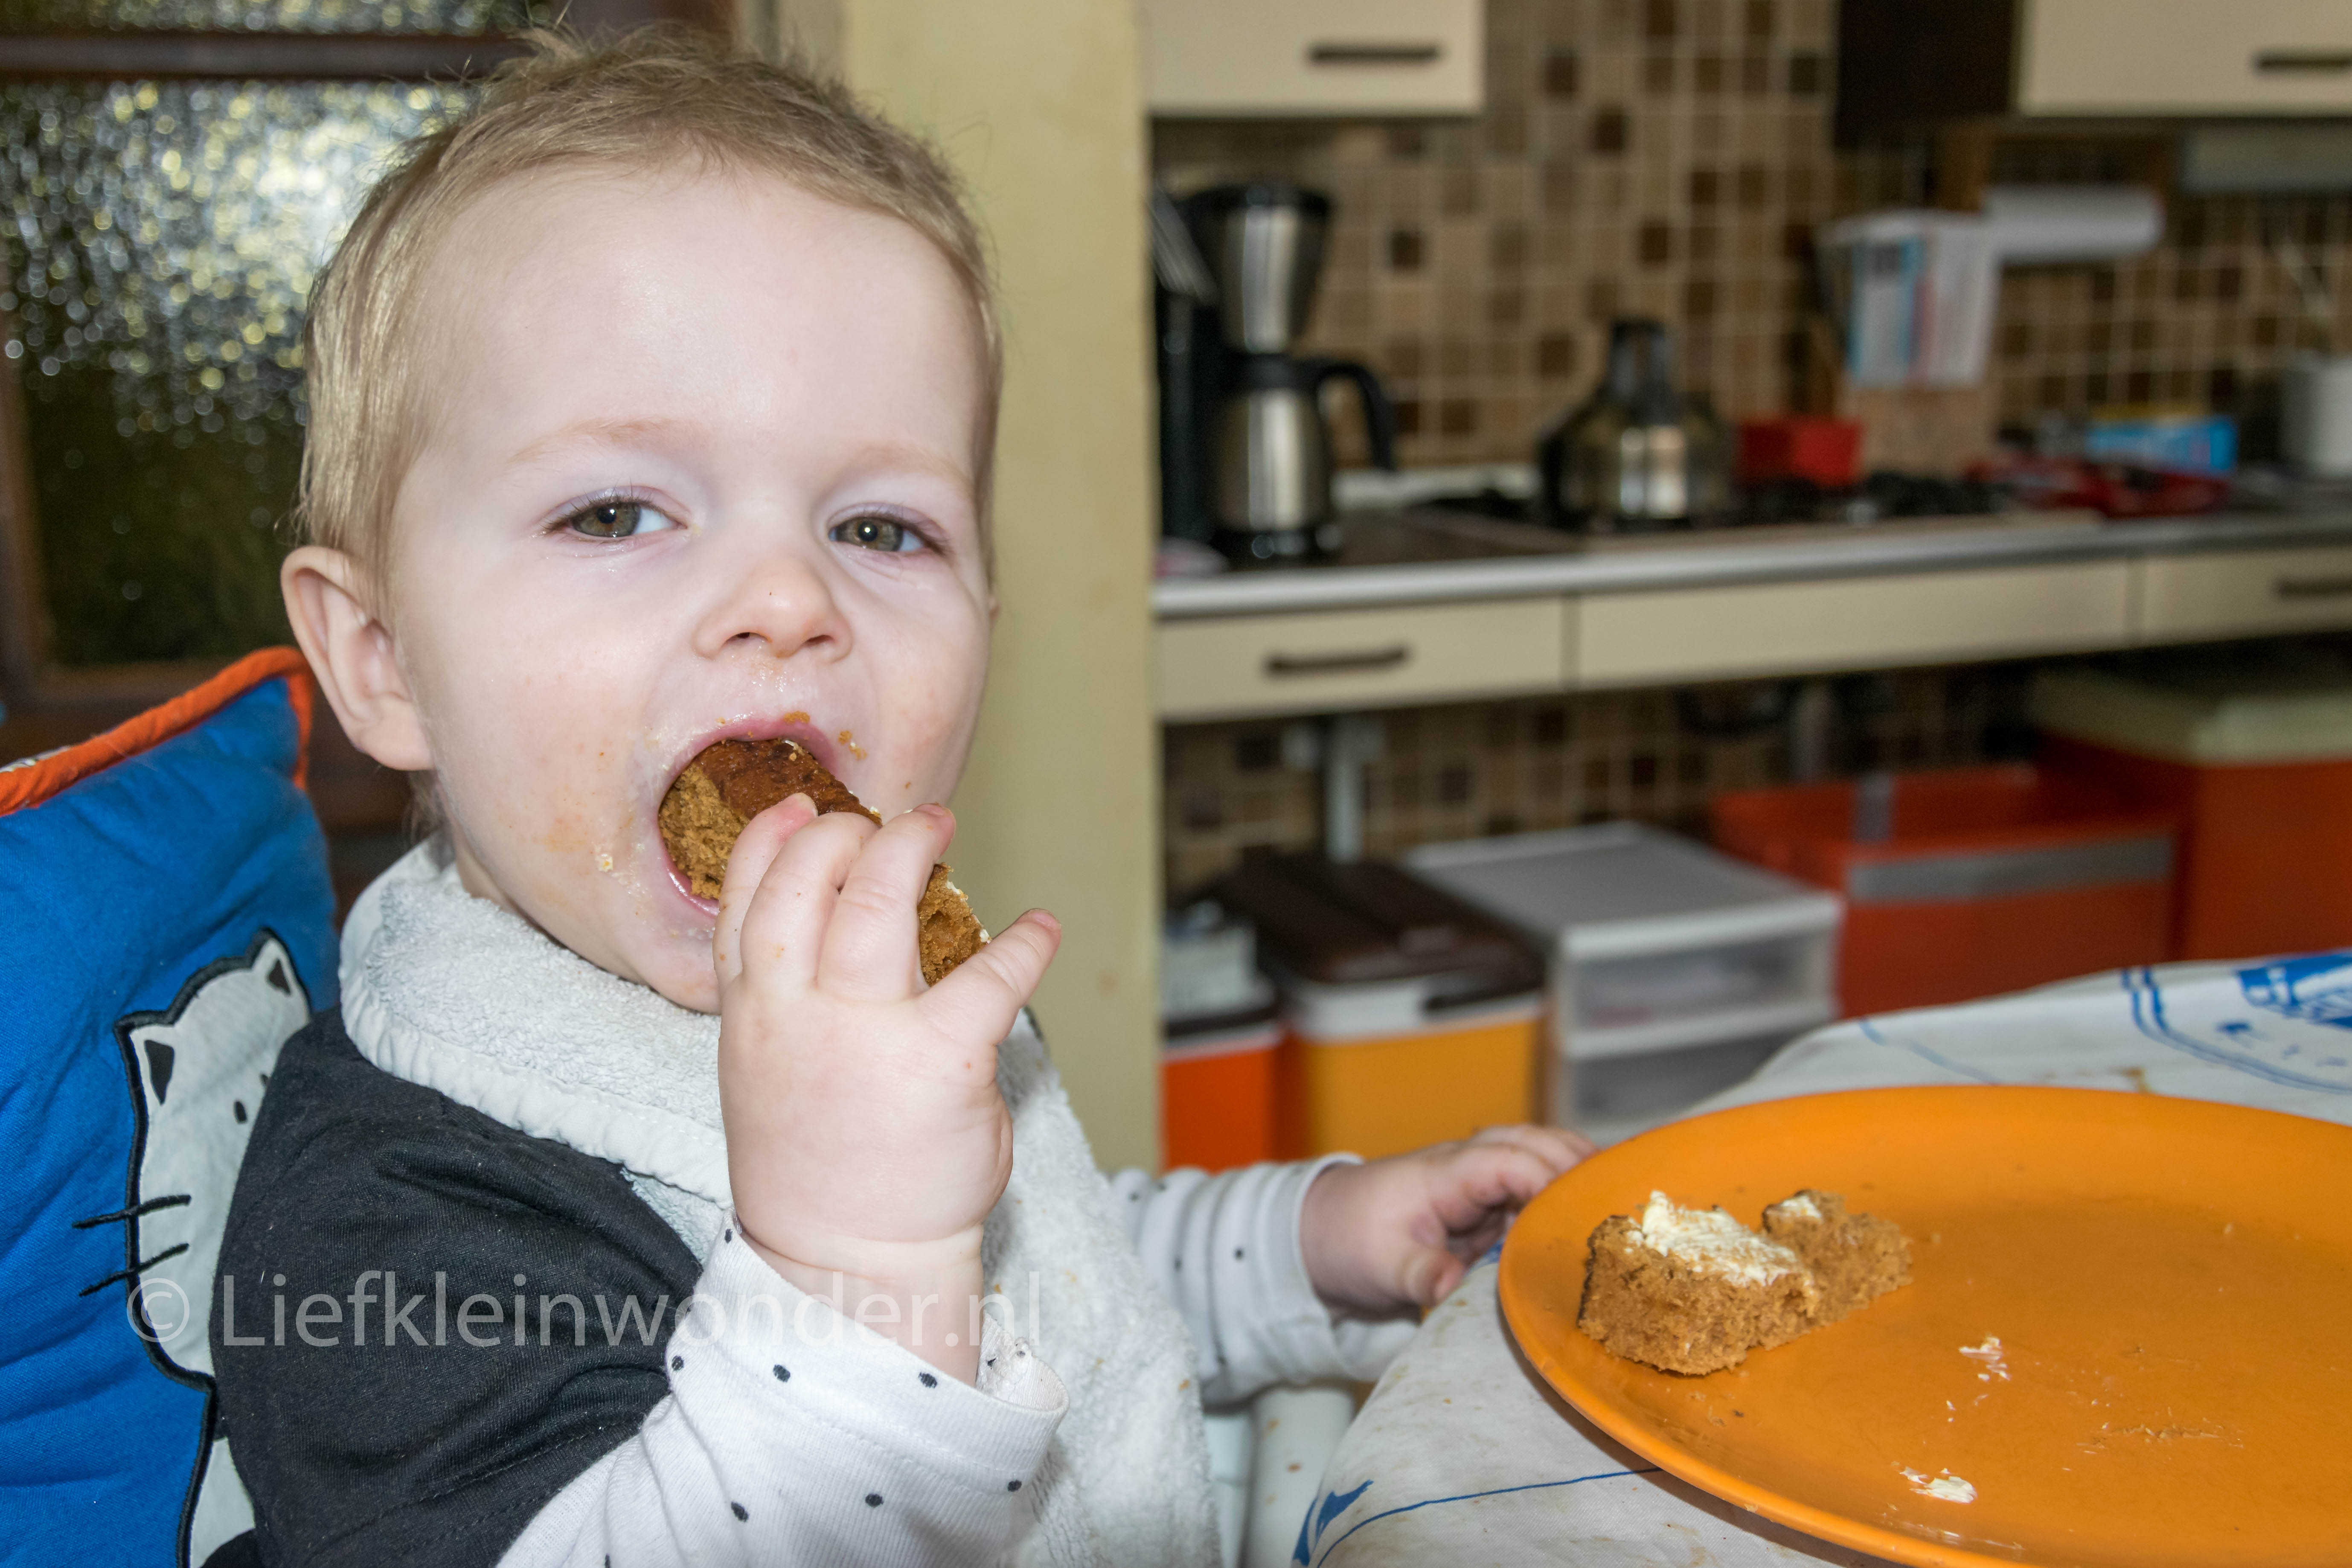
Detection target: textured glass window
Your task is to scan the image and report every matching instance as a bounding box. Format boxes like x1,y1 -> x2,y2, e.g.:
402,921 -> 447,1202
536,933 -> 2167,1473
0,0 -> 529,35
1,79 -> 474,663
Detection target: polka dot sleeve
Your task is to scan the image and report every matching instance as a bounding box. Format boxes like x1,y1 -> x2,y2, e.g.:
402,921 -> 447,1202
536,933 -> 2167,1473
1112,1158 -> 1416,1409
497,1214 -> 1065,1567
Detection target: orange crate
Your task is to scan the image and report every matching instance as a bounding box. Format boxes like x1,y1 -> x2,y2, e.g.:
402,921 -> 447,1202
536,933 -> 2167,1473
2044,736 -> 2352,961
1712,765 -> 2177,1018
1162,1019 -> 1282,1172
1274,1001 -> 1543,1162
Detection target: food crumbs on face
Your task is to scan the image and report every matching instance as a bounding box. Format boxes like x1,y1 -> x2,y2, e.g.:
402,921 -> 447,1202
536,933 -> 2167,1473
837,729 -> 867,760
596,852 -> 614,873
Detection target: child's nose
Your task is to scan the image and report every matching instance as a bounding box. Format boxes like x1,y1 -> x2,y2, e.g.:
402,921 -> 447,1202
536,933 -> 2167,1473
694,551 -> 847,663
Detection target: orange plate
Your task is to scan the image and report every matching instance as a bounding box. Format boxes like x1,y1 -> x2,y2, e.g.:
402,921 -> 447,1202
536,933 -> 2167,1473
1499,1087 -> 2352,1568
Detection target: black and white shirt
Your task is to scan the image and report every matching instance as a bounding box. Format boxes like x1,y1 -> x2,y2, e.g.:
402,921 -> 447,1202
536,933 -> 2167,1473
213,843 -> 1409,1568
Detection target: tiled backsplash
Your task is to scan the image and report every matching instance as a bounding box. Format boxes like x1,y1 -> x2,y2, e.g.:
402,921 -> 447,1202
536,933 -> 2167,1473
1163,664 -> 2035,898
1151,0 -> 2352,470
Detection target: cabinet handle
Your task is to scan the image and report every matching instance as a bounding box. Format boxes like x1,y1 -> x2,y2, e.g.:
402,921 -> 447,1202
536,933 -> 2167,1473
1265,644 -> 1412,677
2273,575 -> 2352,599
2254,50 -> 2352,73
1308,42 -> 1443,67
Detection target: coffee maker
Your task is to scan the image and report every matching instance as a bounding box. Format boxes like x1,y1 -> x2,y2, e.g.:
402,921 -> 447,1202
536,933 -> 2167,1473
1158,183 -> 1396,561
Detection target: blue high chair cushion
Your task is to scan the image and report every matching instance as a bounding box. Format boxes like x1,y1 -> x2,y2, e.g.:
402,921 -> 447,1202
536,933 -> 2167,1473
0,649 -> 337,1567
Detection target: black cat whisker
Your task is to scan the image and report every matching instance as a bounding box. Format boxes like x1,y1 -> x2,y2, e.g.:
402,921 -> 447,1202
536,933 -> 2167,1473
78,1241 -> 190,1297
71,1192 -> 193,1230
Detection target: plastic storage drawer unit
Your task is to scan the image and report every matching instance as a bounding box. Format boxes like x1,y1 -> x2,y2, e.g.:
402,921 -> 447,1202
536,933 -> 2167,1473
1217,855 -> 1544,1161
2032,659 -> 2352,960
1712,764 -> 2177,1018
1407,823 -> 1841,1142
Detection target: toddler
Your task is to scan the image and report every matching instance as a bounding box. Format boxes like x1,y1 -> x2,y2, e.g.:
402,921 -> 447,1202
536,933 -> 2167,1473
215,29 -> 1587,1568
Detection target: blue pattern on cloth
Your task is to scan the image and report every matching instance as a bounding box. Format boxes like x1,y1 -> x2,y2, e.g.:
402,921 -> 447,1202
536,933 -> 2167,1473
1298,1469 -> 1656,1566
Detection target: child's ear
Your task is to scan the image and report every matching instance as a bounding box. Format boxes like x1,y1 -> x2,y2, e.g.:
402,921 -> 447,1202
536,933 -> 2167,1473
281,545 -> 433,773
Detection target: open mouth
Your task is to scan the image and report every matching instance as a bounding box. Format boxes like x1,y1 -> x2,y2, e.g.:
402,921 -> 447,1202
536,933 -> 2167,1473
651,726 -> 992,984
655,721 -> 860,908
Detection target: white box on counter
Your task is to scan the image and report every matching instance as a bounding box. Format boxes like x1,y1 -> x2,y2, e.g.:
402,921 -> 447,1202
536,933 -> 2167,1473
1405,823 -> 1842,1142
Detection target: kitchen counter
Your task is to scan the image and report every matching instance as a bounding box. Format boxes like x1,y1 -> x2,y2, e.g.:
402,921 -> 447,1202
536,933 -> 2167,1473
1154,508 -> 2352,721
1153,507 -> 2352,618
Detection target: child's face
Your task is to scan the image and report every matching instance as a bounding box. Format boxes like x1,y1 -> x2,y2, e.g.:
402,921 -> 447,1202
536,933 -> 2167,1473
383,166 -> 993,1011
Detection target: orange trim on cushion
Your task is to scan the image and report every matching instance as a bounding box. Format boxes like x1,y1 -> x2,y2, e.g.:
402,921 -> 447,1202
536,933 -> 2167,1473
0,647 -> 317,816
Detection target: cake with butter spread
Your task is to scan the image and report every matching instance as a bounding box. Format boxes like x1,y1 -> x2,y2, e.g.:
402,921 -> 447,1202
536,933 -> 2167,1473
1576,1192 -> 1818,1375
1577,1189 -> 1910,1375
1761,1189 -> 1912,1322
658,736 -> 986,986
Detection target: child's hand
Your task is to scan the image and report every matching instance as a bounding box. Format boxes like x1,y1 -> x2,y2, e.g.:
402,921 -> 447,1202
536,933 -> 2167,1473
712,794 -> 1061,1381
1299,1126 -> 1593,1318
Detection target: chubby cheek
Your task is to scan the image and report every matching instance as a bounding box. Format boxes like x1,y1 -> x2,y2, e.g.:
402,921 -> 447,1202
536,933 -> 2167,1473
867,608 -> 991,813
434,680 -> 625,890
410,609 -> 662,964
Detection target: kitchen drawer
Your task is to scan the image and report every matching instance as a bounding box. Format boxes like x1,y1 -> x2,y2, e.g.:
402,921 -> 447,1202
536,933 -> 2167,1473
1158,599 -> 1565,721
1575,562 -> 2134,688
1140,0 -> 1482,117
2138,545 -> 2352,643
2021,0 -> 2352,116
1841,0 -> 2352,139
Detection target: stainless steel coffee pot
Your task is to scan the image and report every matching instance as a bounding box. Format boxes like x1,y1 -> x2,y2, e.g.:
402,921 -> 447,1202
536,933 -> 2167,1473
1185,183 -> 1397,559
1215,355 -> 1396,554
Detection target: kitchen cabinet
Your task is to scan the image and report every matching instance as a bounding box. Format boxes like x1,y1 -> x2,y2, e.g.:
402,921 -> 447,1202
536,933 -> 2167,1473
1152,515 -> 2352,721
1140,0 -> 1481,118
1574,562 -> 2135,689
1158,598 -> 1564,721
1839,0 -> 2352,138
2138,543 -> 2352,643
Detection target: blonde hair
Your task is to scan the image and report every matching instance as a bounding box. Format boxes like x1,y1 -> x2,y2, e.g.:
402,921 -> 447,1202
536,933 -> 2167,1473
298,25 -> 1000,608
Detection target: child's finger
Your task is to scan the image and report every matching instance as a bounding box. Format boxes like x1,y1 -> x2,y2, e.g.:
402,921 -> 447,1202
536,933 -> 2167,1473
1400,1244 -> 1471,1309
1466,1123 -> 1594,1174
712,793 -> 820,986
1425,1142 -> 1564,1232
736,808 -> 878,989
818,803 -> 956,1001
920,908 -> 1061,1044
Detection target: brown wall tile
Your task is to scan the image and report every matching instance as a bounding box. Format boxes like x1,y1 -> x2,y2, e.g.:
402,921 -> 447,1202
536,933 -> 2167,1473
1150,0 -> 2352,467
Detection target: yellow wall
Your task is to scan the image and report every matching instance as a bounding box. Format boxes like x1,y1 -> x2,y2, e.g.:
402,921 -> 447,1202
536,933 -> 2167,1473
769,0 -> 1163,1169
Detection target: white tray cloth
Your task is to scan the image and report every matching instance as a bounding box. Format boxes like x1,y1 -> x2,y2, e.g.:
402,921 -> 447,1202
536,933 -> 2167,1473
1306,953 -> 2352,1567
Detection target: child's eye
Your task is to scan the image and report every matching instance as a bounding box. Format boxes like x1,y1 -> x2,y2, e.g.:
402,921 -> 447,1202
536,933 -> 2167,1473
830,515 -> 927,553
564,499 -> 677,539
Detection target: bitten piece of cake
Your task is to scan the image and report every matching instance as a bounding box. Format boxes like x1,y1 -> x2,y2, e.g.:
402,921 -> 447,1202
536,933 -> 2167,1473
1761,1189 -> 1913,1324
1577,1192 -> 1818,1375
657,736 -> 987,986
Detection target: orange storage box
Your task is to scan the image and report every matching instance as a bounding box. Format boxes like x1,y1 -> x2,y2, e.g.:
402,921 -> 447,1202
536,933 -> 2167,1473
1218,855 -> 1544,1161
1711,765 -> 2177,1018
1161,1006 -> 1282,1172
1276,984 -> 1543,1161
2032,661 -> 2352,960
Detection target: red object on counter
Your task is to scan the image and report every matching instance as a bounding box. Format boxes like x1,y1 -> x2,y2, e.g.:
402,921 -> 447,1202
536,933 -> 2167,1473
2042,736 -> 2352,961
1711,766 -> 2178,1018
1967,453 -> 2230,518
1738,416 -> 1864,488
